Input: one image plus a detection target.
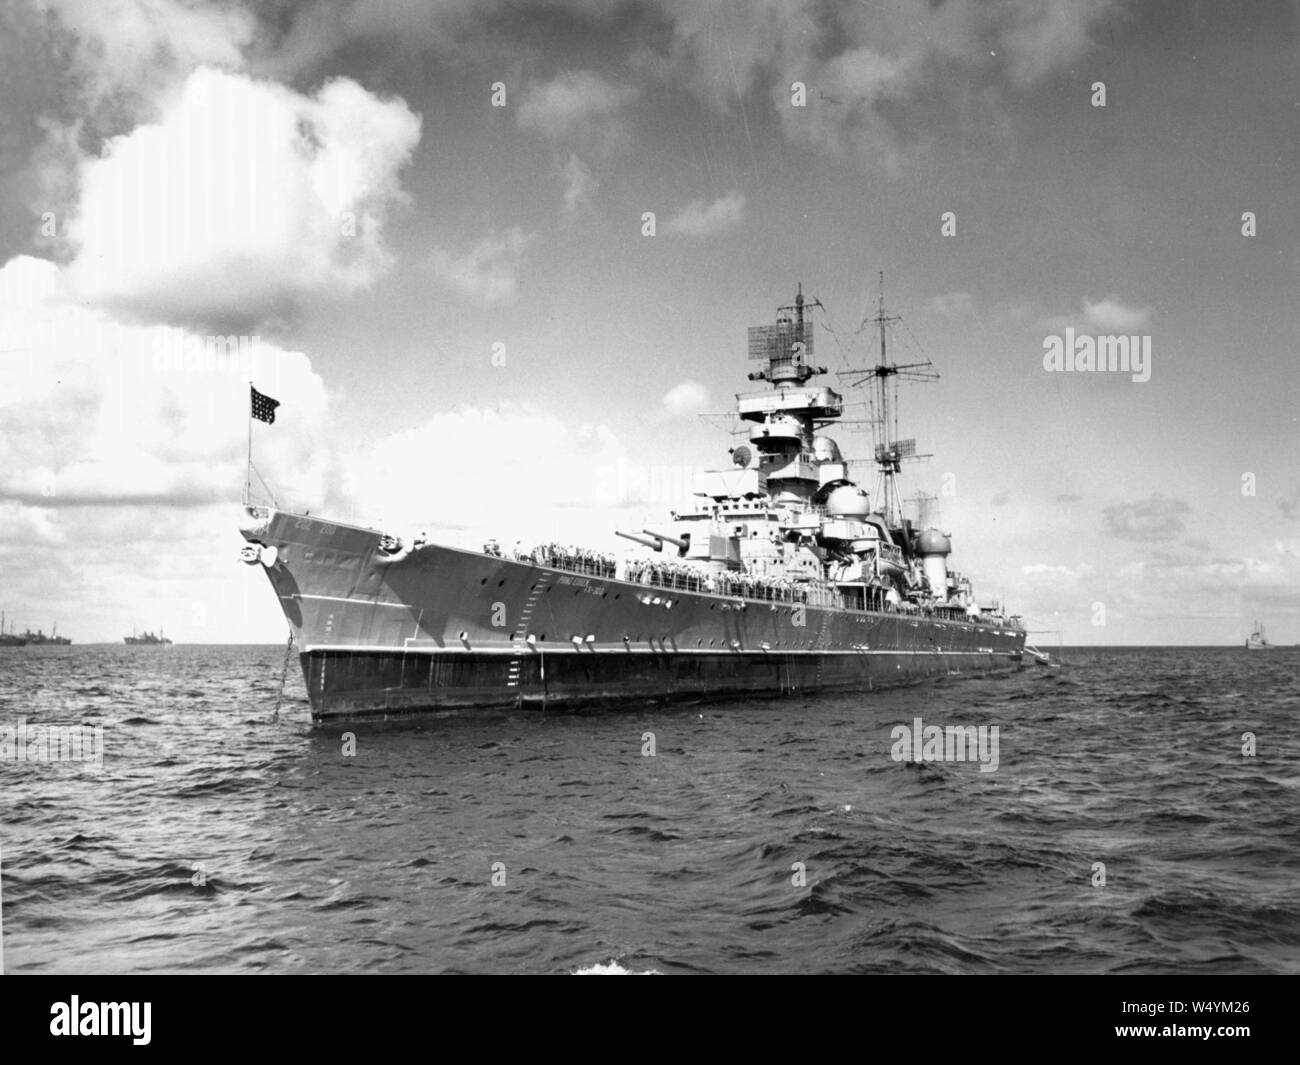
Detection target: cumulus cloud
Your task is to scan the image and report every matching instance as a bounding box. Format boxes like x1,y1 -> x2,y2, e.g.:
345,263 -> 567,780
42,0 -> 255,118
778,46 -> 915,170
1278,486 -> 1300,521
562,153 -> 597,212
256,0 -> 496,79
517,70 -> 634,144
662,380 -> 709,418
1040,294 -> 1155,333
1014,559 -> 1094,615
661,0 -> 821,111
0,251 -> 346,639
0,0 -> 260,247
63,66 -> 421,331
348,403 -> 648,548
1022,563 -> 1083,577
653,0 -> 1124,168
1116,543 -> 1300,613
0,255 -> 332,511
1083,296 -> 1154,331
996,0 -> 1123,85
428,226 -> 534,306
926,291 -> 974,317
666,190 -> 745,237
1103,495 -> 1191,542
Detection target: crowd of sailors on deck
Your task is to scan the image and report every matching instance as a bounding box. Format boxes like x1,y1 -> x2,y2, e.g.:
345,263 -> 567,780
626,559 -> 813,604
477,539 -> 1001,620
473,538 -> 1004,614
484,539 -> 619,578
478,537 -> 1004,615
483,537 -> 819,602
529,542 -> 619,578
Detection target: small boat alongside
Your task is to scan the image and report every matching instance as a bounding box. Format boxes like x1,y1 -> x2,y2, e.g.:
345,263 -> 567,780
1023,644 -> 1052,666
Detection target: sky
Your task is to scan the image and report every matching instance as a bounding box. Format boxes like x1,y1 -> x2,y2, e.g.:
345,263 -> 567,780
0,0 -> 1296,645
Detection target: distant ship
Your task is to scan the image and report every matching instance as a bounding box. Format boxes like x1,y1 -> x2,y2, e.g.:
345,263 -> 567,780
124,627 -> 172,645
18,622 -> 72,646
240,281 -> 1025,721
1245,621 -> 1272,651
0,612 -> 26,647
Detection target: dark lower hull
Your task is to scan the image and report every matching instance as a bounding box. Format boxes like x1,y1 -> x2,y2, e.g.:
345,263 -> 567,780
239,506 -> 1026,722
299,646 -> 1022,721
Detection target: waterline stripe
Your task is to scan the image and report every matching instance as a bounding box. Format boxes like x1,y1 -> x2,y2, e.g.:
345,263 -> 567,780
299,644 -> 1022,656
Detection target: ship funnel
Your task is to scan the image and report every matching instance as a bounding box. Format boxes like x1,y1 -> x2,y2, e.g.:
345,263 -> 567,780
917,528 -> 952,600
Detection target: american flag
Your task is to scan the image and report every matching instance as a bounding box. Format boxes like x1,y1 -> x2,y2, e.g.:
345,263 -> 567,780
250,386 -> 280,424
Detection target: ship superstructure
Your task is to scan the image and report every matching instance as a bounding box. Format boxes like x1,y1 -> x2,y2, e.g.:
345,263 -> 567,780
240,284 -> 1025,720
640,284 -> 997,625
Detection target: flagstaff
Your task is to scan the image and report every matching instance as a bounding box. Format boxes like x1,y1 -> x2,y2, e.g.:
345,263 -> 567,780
245,379 -> 252,505
247,384 -> 281,507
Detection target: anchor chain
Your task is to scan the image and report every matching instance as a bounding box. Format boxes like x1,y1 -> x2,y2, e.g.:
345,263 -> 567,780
273,630 -> 294,721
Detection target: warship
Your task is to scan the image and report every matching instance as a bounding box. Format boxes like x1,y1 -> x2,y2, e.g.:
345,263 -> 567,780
240,284 -> 1025,721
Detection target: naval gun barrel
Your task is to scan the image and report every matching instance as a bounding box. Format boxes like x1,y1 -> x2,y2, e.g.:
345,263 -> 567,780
616,530 -> 663,550
642,529 -> 688,551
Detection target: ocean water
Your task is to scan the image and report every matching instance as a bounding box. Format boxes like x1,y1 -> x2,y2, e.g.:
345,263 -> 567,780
1,644 -> 1297,975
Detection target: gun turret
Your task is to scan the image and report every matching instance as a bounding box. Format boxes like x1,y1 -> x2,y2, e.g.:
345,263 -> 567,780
616,530 -> 663,550
642,529 -> 688,553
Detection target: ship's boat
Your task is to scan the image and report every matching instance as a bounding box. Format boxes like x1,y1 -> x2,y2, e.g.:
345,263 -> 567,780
240,283 -> 1026,721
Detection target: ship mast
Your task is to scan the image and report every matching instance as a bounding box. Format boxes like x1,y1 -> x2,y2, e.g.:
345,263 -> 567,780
839,273 -> 938,528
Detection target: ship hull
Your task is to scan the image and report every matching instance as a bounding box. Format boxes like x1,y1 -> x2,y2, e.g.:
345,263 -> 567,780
240,507 -> 1025,722
296,645 -> 1018,720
